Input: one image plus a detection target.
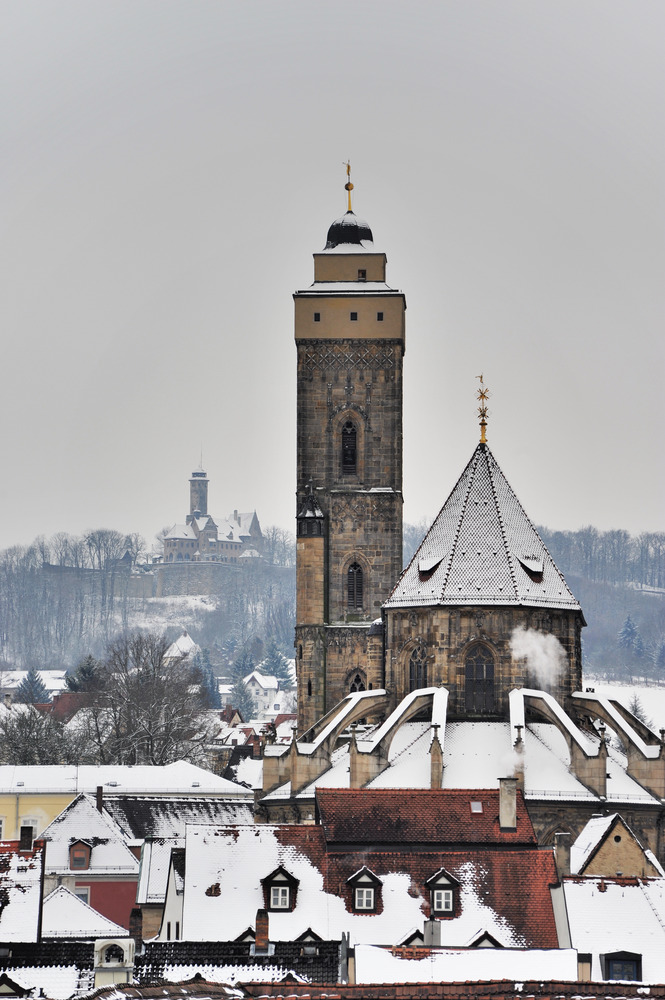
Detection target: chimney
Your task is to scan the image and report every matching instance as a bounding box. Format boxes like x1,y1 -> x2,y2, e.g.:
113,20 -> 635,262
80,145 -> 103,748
499,777 -> 517,830
96,786 -> 103,813
554,831 -> 571,878
429,724 -> 443,789
255,909 -> 269,953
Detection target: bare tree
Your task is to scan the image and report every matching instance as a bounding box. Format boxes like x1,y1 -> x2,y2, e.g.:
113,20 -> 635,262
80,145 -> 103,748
81,632 -> 216,766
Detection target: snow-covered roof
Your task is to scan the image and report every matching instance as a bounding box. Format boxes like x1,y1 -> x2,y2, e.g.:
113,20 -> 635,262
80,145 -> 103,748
179,823 -> 558,948
165,524 -> 197,540
386,443 -> 581,611
300,281 -> 398,293
42,885 -> 128,938
570,813 -> 665,877
0,761 -> 249,796
564,876 -> 665,982
0,841 -> 43,942
353,944 -> 579,983
164,629 -> 200,661
103,795 -> 253,839
136,838 -> 183,905
0,669 -> 68,694
243,670 -> 279,690
40,794 -> 139,874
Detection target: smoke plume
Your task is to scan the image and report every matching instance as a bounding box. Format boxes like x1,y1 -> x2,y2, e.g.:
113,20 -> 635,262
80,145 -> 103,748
510,627 -> 566,689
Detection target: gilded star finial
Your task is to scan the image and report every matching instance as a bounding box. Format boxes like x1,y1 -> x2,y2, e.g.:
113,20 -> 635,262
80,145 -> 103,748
344,160 -> 354,212
476,374 -> 491,444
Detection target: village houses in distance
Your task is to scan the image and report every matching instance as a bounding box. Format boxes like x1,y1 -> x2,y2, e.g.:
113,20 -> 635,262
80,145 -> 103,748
1,176 -> 664,999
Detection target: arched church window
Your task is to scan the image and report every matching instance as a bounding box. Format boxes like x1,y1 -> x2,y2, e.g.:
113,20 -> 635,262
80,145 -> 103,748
465,644 -> 495,713
347,562 -> 363,609
349,672 -> 366,693
104,944 -> 125,965
342,422 -> 357,475
409,645 -> 427,692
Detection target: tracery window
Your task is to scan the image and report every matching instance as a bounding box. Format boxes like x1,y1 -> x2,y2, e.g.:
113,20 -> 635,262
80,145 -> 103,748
349,672 -> 366,692
409,645 -> 427,691
465,644 -> 495,713
342,422 -> 357,474
347,562 -> 363,609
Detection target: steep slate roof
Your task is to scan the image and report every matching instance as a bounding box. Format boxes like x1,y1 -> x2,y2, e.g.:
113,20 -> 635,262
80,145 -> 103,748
316,789 -> 537,846
386,442 -> 581,611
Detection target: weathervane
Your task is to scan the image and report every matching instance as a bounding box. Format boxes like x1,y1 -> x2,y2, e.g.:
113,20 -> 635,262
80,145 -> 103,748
476,374 -> 490,444
344,160 -> 353,212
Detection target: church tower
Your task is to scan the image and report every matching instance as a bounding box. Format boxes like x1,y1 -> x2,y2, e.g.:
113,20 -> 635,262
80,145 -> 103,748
187,467 -> 209,523
295,170 -> 406,733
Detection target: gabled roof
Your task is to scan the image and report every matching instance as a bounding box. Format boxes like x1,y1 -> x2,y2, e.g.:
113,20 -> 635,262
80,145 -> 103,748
40,794 -> 139,874
571,812 -> 665,876
41,886 -> 128,938
165,524 -> 196,540
385,443 -> 581,611
316,789 -> 537,846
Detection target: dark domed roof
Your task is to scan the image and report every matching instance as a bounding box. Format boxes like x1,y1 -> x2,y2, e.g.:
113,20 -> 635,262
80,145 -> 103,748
325,211 -> 373,250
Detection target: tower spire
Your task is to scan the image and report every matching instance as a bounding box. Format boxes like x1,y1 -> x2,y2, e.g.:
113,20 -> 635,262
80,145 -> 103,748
344,160 -> 354,212
476,374 -> 490,444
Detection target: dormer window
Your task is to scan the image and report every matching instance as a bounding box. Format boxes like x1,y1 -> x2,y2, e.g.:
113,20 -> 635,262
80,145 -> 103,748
347,866 -> 382,913
271,886 -> 290,909
261,865 -> 299,912
426,868 -> 460,918
69,841 -> 91,871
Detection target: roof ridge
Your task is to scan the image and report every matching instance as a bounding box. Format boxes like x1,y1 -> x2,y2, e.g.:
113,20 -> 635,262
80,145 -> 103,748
485,445 -> 519,600
439,447 -> 482,600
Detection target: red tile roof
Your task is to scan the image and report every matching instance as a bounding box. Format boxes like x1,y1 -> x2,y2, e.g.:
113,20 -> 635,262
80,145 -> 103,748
316,789 -> 537,846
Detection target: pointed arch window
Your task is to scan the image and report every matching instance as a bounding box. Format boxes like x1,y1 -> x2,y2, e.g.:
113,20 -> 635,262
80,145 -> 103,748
465,644 -> 495,713
342,422 -> 357,475
409,645 -> 427,691
349,672 -> 366,693
347,562 -> 363,609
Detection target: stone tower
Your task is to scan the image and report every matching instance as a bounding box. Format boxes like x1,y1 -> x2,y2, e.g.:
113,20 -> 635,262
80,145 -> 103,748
295,179 -> 406,733
187,467 -> 209,523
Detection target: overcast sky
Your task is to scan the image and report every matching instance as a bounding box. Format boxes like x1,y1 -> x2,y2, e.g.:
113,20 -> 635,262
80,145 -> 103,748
1,1 -> 663,554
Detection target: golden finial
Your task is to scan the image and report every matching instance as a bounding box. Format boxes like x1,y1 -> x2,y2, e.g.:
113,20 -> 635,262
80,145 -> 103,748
476,374 -> 490,444
344,160 -> 354,212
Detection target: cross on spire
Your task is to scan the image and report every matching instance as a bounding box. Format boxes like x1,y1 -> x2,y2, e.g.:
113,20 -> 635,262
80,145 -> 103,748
476,374 -> 491,444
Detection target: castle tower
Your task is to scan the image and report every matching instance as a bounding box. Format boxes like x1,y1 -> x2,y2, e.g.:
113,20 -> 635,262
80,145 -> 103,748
188,467 -> 209,522
295,171 -> 406,732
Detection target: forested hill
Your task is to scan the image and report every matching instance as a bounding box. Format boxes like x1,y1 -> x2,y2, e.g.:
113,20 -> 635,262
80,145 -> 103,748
537,526 -> 665,681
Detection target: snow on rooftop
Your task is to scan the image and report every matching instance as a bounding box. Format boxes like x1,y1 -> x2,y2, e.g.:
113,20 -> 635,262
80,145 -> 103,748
0,844 -> 42,942
353,944 -> 579,983
137,838 -> 183,904
41,794 -> 139,874
181,825 -> 531,947
165,629 -> 200,661
0,965 -> 88,1000
565,876 -> 665,982
0,761 -> 249,796
42,885 -> 128,937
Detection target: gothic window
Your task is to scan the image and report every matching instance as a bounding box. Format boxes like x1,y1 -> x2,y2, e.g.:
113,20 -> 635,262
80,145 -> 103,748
409,645 -> 427,691
342,421 -> 357,474
347,562 -> 363,609
349,672 -> 366,692
465,644 -> 495,713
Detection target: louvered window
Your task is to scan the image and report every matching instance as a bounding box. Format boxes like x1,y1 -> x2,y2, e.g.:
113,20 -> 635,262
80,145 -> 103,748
347,562 -> 363,609
342,422 -> 357,474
